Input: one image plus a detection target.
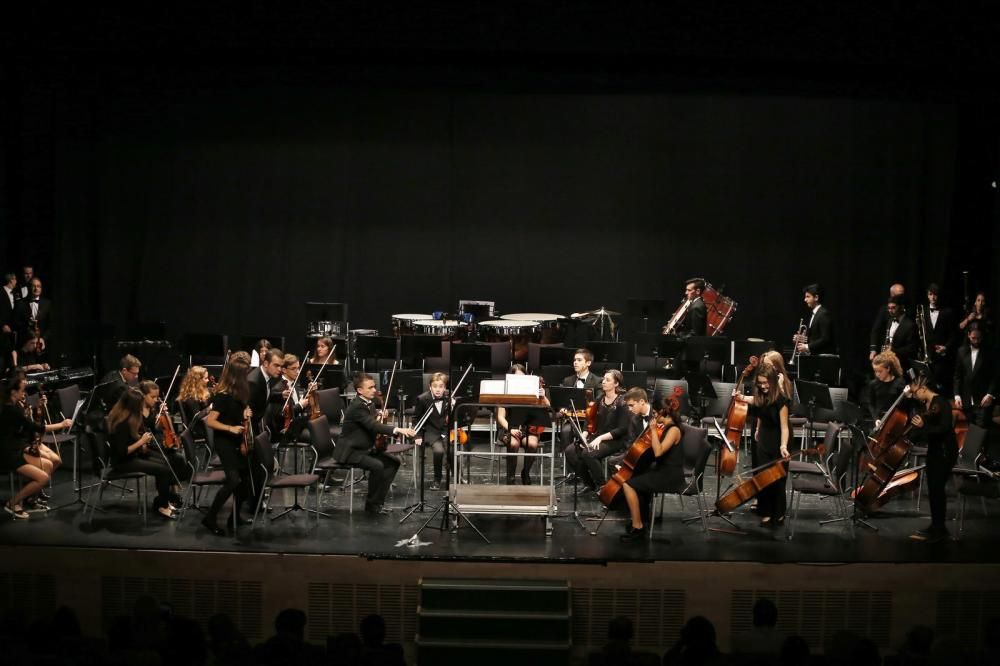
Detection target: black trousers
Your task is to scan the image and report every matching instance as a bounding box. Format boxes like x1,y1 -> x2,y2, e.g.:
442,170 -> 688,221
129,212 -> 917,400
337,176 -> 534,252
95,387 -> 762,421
114,455 -> 182,509
357,450 -> 400,507
564,439 -> 623,488
926,442 -> 958,528
423,427 -> 448,482
207,439 -> 251,520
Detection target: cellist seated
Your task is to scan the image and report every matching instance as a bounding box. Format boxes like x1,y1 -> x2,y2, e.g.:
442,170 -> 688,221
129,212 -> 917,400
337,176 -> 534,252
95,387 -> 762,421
619,388 -> 685,542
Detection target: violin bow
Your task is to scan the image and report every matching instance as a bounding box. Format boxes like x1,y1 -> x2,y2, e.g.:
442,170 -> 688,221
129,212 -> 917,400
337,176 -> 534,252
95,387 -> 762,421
280,352 -> 311,414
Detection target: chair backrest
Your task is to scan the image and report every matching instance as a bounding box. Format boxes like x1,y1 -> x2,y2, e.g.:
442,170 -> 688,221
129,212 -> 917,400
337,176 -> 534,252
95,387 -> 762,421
961,424 -> 988,464
85,429 -> 109,473
620,370 -> 648,391
678,423 -> 712,476
704,382 -> 735,417
482,341 -> 512,375
528,343 -> 564,373
307,415 -> 334,459
180,428 -> 199,466
252,429 -> 275,476
653,379 -> 690,415
541,365 -> 572,389
822,422 -> 843,454
56,384 -> 81,419
831,435 -> 855,491
314,388 -> 344,424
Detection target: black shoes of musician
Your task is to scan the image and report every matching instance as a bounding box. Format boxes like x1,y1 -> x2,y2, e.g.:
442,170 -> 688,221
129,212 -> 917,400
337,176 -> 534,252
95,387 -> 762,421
910,525 -> 949,543
229,513 -> 253,526
365,502 -> 391,515
38,489 -> 51,501
760,516 -> 784,528
506,475 -> 516,486
521,470 -> 532,486
619,524 -> 648,542
4,502 -> 29,520
156,506 -> 178,521
201,517 -> 225,536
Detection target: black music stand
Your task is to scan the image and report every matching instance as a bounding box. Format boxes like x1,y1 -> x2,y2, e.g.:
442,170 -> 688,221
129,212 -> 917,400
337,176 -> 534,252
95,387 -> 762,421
382,369 -> 424,411
304,302 -> 348,324
539,346 -> 577,367
183,333 -> 228,366
450,343 -> 491,371
795,379 -> 834,453
541,365 -> 573,389
632,333 -> 685,378
300,366 -> 347,392
797,355 -> 841,386
683,371 -> 717,422
585,341 -> 627,370
401,335 -> 442,370
685,335 -> 731,370
626,298 -> 667,335
621,370 -> 648,391
354,336 -> 398,372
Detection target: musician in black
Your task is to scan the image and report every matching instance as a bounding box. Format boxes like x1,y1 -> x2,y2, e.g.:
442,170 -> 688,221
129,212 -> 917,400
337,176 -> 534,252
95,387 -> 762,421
619,387 -> 684,541
335,373 -> 416,515
794,283 -> 836,356
875,296 -> 918,370
0,375 -> 73,519
564,369 -> 630,490
558,349 -> 602,469
13,277 -> 51,349
137,379 -> 190,506
413,373 -> 452,489
953,325 -> 998,431
14,337 -> 50,373
868,283 -> 906,361
98,354 -> 142,413
201,352 -> 255,535
247,348 -> 284,432
922,283 -> 959,390
907,380 -> 959,543
271,354 -> 313,443
496,365 -> 549,486
1,273 -> 17,371
959,291 -> 993,342
865,351 -> 906,424
675,278 -> 707,338
733,364 -> 790,527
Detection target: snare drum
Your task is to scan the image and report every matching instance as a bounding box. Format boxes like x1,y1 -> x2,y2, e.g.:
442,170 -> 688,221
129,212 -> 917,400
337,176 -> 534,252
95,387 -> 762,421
479,320 -> 540,362
701,283 -> 738,336
391,314 -> 431,336
501,312 -> 566,344
413,319 -> 467,340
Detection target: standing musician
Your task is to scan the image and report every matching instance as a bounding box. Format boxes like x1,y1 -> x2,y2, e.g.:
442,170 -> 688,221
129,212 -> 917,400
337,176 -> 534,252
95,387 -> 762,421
665,278 -> 707,338
865,351 -> 906,425
871,295 -> 918,370
906,378 -> 959,543
0,376 -> 73,519
201,352 -> 255,535
496,365 -> 549,486
732,364 -> 790,527
106,389 -> 182,521
413,373 -> 452,490
922,283 -> 959,389
312,336 -> 340,367
959,291 -> 993,340
868,283 -> 906,361
558,349 -> 602,465
335,373 -> 416,515
247,348 -> 284,433
618,387 -> 684,541
794,283 -> 836,356
13,277 -> 51,350
1,273 -> 17,371
953,325 -> 998,431
250,338 -> 272,368
564,369 -> 630,490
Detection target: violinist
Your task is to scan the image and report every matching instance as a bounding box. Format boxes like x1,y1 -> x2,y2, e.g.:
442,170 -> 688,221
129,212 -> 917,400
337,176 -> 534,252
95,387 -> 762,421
413,373 -> 452,490
247,348 -> 284,433
497,365 -> 548,486
865,351 -> 906,425
906,379 -> 958,543
202,352 -> 255,535
335,373 -> 416,515
177,365 -> 212,427
563,369 -> 630,490
106,389 -> 181,521
618,387 -> 684,541
558,349 -> 602,462
271,354 -> 314,442
732,364 -> 790,527
137,380 -> 190,505
312,336 -> 340,367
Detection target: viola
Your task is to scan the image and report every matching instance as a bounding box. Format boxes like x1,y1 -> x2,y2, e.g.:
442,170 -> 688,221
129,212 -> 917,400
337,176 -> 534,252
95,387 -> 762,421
719,355 -> 759,477
598,416 -> 670,508
716,445 -> 825,513
374,362 -> 399,452
449,428 -> 470,446
157,405 -> 180,449
585,398 -> 598,435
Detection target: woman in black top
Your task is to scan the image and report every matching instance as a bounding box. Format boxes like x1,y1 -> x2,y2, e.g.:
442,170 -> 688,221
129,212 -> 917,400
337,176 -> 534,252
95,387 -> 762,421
201,352 -> 254,536
866,351 -> 906,424
734,364 -> 791,526
565,369 -> 631,490
906,380 -> 959,542
0,376 -> 73,519
496,365 -> 549,485
137,380 -> 190,506
106,388 -> 180,520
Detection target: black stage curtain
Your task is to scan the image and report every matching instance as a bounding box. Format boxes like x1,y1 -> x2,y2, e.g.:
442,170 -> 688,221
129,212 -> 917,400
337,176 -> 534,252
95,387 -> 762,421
5,79 -> 968,379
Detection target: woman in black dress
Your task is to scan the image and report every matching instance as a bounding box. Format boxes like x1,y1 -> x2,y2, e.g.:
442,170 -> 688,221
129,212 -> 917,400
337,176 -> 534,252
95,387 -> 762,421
496,365 -> 549,485
565,369 -> 631,490
734,364 -> 791,527
106,388 -> 181,520
906,379 -> 959,542
0,376 -> 73,519
620,388 -> 685,541
201,352 -> 254,536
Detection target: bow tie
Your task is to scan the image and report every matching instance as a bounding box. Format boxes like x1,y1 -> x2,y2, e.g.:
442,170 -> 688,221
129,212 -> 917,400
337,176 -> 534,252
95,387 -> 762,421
929,307 -> 939,312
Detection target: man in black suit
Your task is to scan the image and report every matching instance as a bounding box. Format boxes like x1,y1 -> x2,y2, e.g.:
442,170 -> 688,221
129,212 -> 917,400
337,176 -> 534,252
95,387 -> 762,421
872,295 -> 918,370
559,349 -> 603,466
14,277 -> 52,349
922,283 -> 959,390
1,273 -> 17,372
953,325 -> 998,430
795,283 -> 836,356
247,348 -> 284,432
869,283 -> 906,361
335,373 -> 416,514
97,354 -> 142,413
668,278 -> 707,338
17,266 -> 34,300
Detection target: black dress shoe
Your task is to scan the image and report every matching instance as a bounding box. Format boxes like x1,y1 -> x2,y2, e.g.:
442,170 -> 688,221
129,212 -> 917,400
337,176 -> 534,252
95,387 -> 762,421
201,518 -> 225,536
521,471 -> 532,485
619,525 -> 648,542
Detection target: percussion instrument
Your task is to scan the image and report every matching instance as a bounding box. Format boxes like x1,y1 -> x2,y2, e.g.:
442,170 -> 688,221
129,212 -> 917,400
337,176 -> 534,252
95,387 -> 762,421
701,282 -> 737,336
478,319 -> 539,362
501,313 -> 566,344
391,314 -> 431,336
413,319 -> 467,340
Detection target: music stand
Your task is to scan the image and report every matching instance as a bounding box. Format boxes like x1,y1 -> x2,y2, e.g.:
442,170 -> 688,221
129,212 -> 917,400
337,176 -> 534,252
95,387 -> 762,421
548,386 -> 589,414
354,336 -> 399,371
795,379 -> 834,453
621,370 -> 648,391
450,343 -> 491,371
797,355 -> 841,386
401,335 -> 443,370
685,335 -> 732,369
458,301 -> 494,322
539,346 -> 577,367
300,365 -> 347,392
683,371 -> 717,421
733,340 -> 775,364
626,298 -> 667,334
304,301 -> 348,324
382,369 -> 424,411
183,333 -> 227,366
541,365 -> 572,389
585,341 -> 627,368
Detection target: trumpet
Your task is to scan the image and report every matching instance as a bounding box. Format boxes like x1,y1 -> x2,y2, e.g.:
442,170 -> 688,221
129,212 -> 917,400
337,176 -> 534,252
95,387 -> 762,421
881,322 -> 892,353
790,318 -> 808,365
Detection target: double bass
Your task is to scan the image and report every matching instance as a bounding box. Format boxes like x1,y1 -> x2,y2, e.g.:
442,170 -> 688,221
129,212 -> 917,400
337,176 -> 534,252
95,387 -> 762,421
717,356 -> 759,476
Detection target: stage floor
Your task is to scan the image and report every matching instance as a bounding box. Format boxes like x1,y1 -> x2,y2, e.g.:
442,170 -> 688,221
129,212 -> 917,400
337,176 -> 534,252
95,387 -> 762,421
2,444 -> 997,565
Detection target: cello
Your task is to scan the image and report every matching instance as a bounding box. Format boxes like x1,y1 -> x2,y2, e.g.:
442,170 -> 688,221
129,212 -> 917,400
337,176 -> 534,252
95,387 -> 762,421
716,445 -> 825,513
854,375 -> 917,512
717,356 -> 759,476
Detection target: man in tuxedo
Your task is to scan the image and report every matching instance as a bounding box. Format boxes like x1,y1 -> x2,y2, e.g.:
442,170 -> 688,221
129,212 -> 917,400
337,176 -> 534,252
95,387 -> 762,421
334,373 -> 416,514
17,266 -> 34,300
954,325 -> 998,430
1,273 -> 17,372
247,348 -> 284,432
14,278 -> 52,349
97,354 -> 142,413
869,283 -> 906,361
670,278 -> 707,338
795,283 -> 836,356
559,349 -> 602,465
873,295 -> 917,370
922,283 -> 959,390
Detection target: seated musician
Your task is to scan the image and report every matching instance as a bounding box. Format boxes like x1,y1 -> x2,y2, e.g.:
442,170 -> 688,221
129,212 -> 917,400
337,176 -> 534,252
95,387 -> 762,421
618,387 -> 684,541
558,349 -> 602,469
271,354 -> 314,443
732,364 -> 790,527
906,378 -> 958,543
865,351 -> 906,425
312,336 -> 340,366
137,380 -> 190,508
14,337 -> 50,373
0,375 -> 73,519
497,365 -> 549,486
335,373 -> 416,515
564,369 -> 630,490
413,373 -> 452,490
177,365 -> 212,426
98,354 -> 142,414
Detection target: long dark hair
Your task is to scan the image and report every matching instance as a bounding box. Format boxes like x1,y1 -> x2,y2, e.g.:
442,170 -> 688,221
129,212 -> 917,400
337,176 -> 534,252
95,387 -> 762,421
0,376 -> 26,405
753,365 -> 782,407
214,354 -> 250,404
106,388 -> 144,439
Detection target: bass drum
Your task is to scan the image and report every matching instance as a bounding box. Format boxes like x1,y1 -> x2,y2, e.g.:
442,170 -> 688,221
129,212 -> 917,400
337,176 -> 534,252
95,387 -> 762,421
501,313 -> 566,344
391,314 -> 431,336
701,283 -> 737,336
479,320 -> 539,363
412,319 -> 467,341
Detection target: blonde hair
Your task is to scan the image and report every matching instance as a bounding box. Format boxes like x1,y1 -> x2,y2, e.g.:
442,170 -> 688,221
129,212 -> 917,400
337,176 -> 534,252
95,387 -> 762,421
429,372 -> 448,387
178,366 -> 211,403
872,351 -> 902,378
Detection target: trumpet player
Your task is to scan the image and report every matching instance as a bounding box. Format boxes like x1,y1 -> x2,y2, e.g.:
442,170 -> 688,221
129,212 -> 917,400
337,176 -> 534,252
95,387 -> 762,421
793,283 -> 836,357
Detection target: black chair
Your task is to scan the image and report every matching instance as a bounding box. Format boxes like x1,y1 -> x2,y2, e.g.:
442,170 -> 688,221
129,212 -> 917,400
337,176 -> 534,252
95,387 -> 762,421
787,421 -> 842,477
313,388 -> 345,439
306,415 -> 364,514
786,435 -> 855,540
952,424 -> 995,536
650,423 -> 713,535
85,430 -> 149,526
178,428 -> 226,516
251,429 -> 321,529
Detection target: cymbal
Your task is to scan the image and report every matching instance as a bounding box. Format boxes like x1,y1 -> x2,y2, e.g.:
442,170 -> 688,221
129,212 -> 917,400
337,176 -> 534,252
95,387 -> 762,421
576,306 -> 621,317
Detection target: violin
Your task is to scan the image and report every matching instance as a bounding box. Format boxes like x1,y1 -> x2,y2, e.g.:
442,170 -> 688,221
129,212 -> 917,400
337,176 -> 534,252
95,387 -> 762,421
585,397 -> 598,435
239,415 -> 253,457
157,403 -> 180,449
716,445 -> 825,513
719,356 -> 759,476
598,413 -> 672,508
